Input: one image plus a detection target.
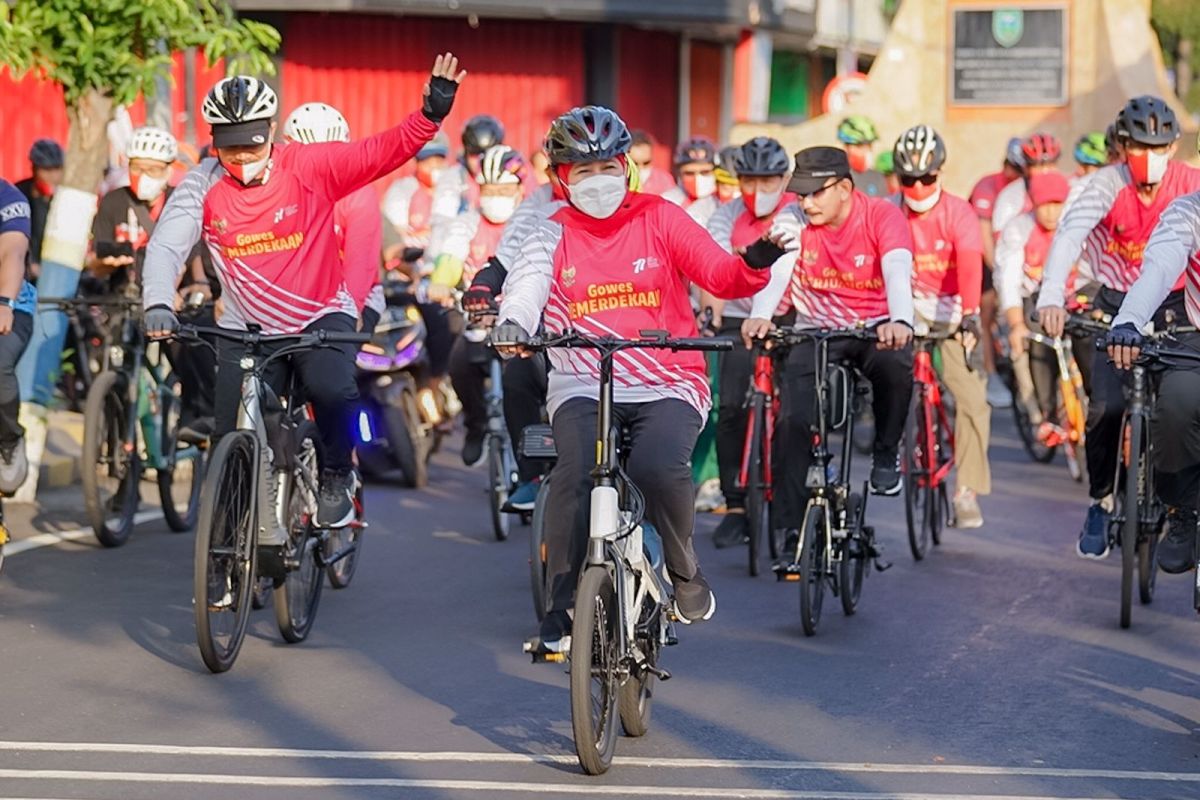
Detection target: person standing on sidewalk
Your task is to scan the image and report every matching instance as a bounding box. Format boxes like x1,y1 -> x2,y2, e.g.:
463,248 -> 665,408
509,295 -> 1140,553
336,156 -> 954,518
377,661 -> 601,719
0,181 -> 39,493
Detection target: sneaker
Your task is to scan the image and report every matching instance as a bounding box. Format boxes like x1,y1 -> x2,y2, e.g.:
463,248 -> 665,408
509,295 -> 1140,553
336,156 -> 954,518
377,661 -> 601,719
177,416 -> 214,446
0,436 -> 28,495
869,449 -> 902,496
673,572 -> 717,624
1076,503 -> 1111,559
986,373 -> 1012,408
317,469 -> 356,528
461,429 -> 486,467
1157,507 -> 1199,574
504,479 -> 539,512
693,478 -> 724,512
953,488 -> 984,529
536,609 -> 572,654
712,510 -> 748,549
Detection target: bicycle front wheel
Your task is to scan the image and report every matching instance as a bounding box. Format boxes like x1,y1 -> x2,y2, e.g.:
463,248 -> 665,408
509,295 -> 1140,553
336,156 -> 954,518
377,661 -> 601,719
1119,418 -> 1140,629
745,394 -> 767,576
798,503 -> 827,637
275,422 -> 325,643
903,395 -> 932,561
82,370 -> 141,547
839,494 -> 866,616
570,565 -> 620,775
1139,513 -> 1163,605
193,431 -> 257,673
487,435 -> 512,542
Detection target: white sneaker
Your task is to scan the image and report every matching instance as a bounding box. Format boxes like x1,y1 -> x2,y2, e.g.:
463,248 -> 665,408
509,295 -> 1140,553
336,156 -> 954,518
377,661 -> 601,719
0,437 -> 29,495
693,478 -> 724,512
953,488 -> 984,529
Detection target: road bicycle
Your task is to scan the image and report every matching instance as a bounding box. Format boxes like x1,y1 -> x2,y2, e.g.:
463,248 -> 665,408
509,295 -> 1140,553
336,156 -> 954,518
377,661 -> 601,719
903,329 -> 958,561
773,327 -> 887,636
180,324 -> 369,673
514,329 -> 729,775
47,296 -> 205,546
737,334 -> 785,577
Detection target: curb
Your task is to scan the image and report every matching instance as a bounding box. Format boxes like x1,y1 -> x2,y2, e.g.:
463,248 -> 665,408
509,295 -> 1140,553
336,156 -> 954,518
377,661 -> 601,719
39,410 -> 84,492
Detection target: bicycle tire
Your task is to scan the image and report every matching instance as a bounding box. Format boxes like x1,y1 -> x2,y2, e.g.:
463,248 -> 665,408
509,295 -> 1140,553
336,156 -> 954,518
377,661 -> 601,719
529,474 -> 553,622
930,408 -> 951,548
618,594 -> 659,738
193,431 -> 257,673
251,576 -> 272,610
275,421 -> 325,643
839,493 -> 866,616
1120,418 -> 1140,629
488,436 -> 512,542
745,394 -> 766,577
82,370 -> 141,547
157,377 -> 204,533
1007,369 -> 1056,464
903,395 -> 931,561
570,565 -> 620,775
395,389 -> 428,488
1138,514 -> 1162,605
325,478 -> 365,589
798,503 -> 827,637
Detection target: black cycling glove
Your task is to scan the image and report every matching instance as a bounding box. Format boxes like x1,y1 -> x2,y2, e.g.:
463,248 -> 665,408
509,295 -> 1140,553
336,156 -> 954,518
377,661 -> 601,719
422,75 -> 460,123
360,306 -> 381,334
490,320 -> 529,348
1106,322 -> 1143,350
741,237 -> 788,270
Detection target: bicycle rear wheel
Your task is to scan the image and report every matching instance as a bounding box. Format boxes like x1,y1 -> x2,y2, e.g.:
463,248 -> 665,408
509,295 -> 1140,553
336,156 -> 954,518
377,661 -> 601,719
394,389 -> 428,489
157,377 -> 204,533
1139,513 -> 1163,605
618,594 -> 660,738
570,565 -> 620,775
82,370 -> 141,547
745,395 -> 766,576
798,503 -> 827,637
194,431 -> 257,673
903,395 -> 932,561
275,422 -> 325,643
1007,365 -> 1056,464
529,474 -> 553,621
325,477 -> 364,589
1119,418 -> 1140,629
839,494 -> 866,616
487,435 -> 513,542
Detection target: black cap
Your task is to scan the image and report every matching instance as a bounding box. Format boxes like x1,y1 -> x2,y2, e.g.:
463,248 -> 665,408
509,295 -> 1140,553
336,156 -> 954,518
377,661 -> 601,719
787,146 -> 851,195
211,119 -> 272,149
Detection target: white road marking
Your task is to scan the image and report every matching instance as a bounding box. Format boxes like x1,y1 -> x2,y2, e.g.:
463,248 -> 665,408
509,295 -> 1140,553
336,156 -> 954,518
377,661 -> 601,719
0,741 -> 1192,783
0,769 -> 1123,799
3,512 -> 160,556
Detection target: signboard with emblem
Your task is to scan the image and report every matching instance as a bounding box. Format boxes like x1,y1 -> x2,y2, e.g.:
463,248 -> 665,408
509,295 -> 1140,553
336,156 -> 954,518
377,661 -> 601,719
950,6 -> 1067,106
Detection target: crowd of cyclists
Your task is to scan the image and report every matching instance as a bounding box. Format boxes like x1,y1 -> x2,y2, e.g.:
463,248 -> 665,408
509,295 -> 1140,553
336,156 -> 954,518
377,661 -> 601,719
3,49 -> 1200,660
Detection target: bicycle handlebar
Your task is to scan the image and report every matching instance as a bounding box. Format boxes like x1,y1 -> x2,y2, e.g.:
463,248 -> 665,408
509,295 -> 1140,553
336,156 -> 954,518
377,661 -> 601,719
512,329 -> 733,353
175,324 -> 372,348
775,326 -> 879,344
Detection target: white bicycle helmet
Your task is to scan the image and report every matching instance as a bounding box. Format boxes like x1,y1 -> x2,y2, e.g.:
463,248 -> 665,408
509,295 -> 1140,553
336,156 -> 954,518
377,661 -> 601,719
283,102 -> 350,144
477,145 -> 525,185
126,126 -> 178,163
202,76 -> 278,125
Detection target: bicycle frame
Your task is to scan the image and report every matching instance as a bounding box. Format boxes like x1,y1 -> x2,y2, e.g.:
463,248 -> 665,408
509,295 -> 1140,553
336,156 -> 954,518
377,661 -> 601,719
1025,331 -> 1086,445
911,338 -> 955,490
736,342 -> 779,497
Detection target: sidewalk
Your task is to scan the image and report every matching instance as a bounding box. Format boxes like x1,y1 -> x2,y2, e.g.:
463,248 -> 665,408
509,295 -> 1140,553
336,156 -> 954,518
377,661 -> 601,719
36,409 -> 85,491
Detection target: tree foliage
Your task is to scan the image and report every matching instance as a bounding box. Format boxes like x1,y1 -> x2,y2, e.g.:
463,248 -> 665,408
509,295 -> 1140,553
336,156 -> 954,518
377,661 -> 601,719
0,0 -> 280,106
1151,0 -> 1200,111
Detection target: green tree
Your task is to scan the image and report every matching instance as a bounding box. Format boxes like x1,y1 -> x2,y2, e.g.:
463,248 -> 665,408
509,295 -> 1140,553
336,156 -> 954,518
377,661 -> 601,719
0,0 -> 280,190
1152,0 -> 1200,111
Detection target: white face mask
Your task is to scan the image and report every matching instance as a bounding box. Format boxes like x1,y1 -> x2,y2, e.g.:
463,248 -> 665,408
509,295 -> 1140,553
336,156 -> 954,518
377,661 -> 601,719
479,195 -> 517,224
903,186 -> 942,214
569,173 -> 627,219
693,172 -> 717,199
752,187 -> 784,218
225,154 -> 271,185
132,174 -> 168,202
1146,150 -> 1170,184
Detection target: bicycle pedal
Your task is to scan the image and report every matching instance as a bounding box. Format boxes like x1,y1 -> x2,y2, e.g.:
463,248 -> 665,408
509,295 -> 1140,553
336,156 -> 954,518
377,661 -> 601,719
773,561 -> 803,581
645,664 -> 671,681
523,636 -> 568,663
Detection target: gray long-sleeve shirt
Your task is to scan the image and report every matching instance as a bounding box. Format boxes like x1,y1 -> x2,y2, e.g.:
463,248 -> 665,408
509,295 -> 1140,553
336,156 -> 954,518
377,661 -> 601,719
142,158 -> 224,311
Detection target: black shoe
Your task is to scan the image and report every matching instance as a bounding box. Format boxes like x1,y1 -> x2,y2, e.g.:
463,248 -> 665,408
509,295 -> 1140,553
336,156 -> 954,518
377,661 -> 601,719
673,572 -> 716,624
712,511 -> 748,549
317,469 -> 356,528
1157,507 -> 1198,575
870,449 -> 902,496
178,416 -> 214,446
462,430 -> 486,467
536,609 -> 572,654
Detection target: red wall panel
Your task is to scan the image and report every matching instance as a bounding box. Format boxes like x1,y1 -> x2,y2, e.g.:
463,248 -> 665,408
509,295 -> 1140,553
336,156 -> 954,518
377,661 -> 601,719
0,68 -> 67,185
688,40 -> 724,142
617,28 -> 679,171
282,13 -> 585,181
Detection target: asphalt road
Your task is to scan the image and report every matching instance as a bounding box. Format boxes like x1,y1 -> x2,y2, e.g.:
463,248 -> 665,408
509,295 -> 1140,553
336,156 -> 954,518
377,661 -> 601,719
1,413 -> 1199,800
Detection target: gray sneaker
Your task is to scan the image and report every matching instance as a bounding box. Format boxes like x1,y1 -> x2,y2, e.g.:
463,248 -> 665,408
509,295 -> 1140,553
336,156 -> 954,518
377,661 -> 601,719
673,572 -> 717,624
0,437 -> 28,495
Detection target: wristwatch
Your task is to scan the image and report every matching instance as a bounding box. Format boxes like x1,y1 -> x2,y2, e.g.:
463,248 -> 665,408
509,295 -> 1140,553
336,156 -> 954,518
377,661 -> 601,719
0,297 -> 16,309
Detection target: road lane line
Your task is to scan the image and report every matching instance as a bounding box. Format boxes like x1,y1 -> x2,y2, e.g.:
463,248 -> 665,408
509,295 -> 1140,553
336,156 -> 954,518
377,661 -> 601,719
4,512 -> 160,556
0,741 -> 1193,783
0,769 -> 1121,799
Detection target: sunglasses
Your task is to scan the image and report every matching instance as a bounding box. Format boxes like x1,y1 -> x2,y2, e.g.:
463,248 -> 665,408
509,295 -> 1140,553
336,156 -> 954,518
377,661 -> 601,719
899,173 -> 938,187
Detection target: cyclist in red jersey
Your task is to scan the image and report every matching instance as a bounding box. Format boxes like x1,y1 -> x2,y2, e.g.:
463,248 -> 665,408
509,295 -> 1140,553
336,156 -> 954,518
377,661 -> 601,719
1036,95 -> 1200,559
743,146 -> 915,539
663,137 -> 721,225
629,130 -> 677,197
893,126 -> 990,528
145,54 -> 465,531
490,106 -> 782,651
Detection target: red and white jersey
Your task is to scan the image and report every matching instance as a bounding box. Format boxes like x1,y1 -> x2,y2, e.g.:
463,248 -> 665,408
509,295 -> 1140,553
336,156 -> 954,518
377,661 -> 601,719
381,175 -> 435,249
991,178 -> 1033,236
1113,191 -> 1200,330
498,193 -> 770,420
705,193 -> 801,318
334,184 -> 382,311
903,191 -> 983,327
201,110 -> 438,333
662,186 -> 720,227
995,213 -> 1056,311
640,167 -> 677,197
750,191 -> 915,328
1038,161 -> 1200,308
432,209 -> 507,286
968,171 -> 1018,221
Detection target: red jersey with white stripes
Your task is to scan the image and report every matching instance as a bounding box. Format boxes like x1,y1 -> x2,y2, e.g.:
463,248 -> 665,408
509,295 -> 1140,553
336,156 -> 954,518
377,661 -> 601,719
903,192 -> 983,325
498,193 -> 770,419
202,110 -> 438,333
334,184 -> 382,310
782,191 -> 913,326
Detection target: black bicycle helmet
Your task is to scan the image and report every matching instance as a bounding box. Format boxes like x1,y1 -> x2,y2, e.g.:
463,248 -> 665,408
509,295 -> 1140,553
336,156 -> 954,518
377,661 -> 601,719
893,125 -> 947,177
673,137 -> 717,167
462,115 -> 505,156
29,139 -> 64,169
1115,95 -> 1179,146
544,106 -> 631,165
733,137 -> 790,177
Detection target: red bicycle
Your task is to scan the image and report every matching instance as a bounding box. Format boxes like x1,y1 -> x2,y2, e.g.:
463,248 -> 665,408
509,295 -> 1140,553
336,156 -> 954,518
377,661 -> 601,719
903,331 -> 958,561
737,335 -> 785,576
